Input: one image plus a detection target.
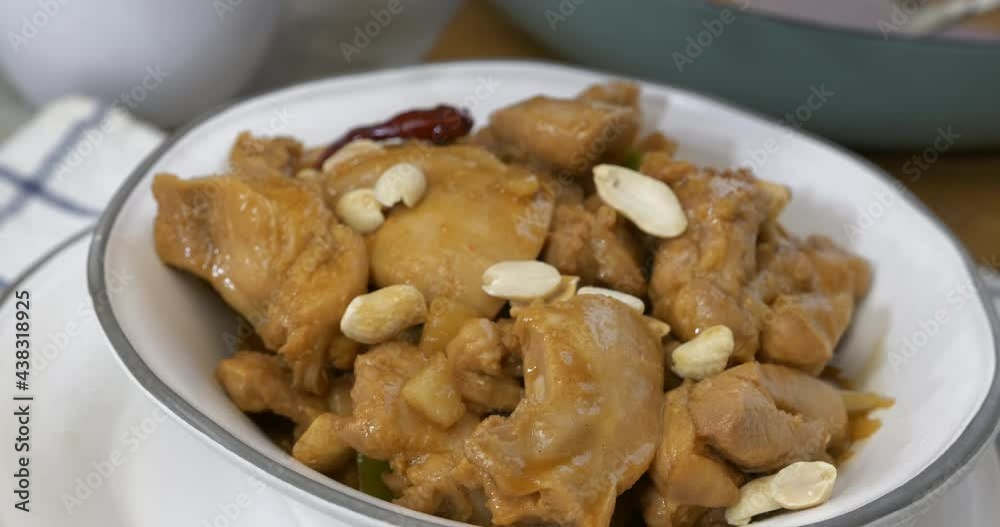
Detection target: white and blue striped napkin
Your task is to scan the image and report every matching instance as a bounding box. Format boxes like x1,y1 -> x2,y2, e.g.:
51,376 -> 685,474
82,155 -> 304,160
0,97 -> 164,288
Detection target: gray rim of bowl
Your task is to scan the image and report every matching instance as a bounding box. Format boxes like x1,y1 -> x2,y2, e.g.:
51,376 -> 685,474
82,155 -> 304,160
86,60 -> 1000,527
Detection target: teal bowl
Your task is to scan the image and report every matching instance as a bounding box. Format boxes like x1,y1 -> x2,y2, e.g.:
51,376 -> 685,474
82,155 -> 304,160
490,0 -> 1000,150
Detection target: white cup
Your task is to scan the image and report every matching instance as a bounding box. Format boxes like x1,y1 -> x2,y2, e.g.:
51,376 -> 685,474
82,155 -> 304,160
0,0 -> 282,127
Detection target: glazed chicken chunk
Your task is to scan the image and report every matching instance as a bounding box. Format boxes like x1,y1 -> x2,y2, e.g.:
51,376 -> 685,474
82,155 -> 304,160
215,351 -> 327,426
446,318 -> 524,414
335,342 -> 487,523
642,383 -> 743,527
689,363 -> 847,473
484,86 -> 639,175
645,157 -> 786,363
465,295 -> 664,527
645,154 -> 870,373
320,143 -> 555,317
153,163 -> 368,394
752,227 -> 872,374
229,131 -> 303,178
337,343 -> 479,459
543,195 -> 648,297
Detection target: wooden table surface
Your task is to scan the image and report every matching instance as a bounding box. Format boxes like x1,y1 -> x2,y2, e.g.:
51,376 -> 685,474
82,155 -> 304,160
426,0 -> 1000,267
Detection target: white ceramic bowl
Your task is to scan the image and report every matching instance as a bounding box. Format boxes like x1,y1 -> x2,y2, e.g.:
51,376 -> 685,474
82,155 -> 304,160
88,61 -> 1000,527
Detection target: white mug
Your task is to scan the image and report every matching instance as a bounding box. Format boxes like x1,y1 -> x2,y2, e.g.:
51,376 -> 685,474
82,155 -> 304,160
0,0 -> 282,127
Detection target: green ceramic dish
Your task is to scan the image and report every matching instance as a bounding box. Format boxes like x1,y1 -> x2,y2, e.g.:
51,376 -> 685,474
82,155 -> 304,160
490,0 -> 1000,150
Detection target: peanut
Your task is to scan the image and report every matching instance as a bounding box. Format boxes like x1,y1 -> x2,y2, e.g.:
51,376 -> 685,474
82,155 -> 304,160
340,285 -> 427,344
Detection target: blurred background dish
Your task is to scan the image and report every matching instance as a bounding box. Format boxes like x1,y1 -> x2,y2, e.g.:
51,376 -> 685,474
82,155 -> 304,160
0,0 -> 460,129
738,0 -> 1000,38
489,0 -> 1000,149
0,0 -> 282,127
251,0 -> 461,90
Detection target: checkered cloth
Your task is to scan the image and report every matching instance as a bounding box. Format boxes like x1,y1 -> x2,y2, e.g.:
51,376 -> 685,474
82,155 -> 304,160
0,97 -> 164,287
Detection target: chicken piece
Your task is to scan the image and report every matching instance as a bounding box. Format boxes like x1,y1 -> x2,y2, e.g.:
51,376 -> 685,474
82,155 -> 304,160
392,455 -> 492,526
420,297 -> 482,357
319,143 -> 555,318
326,375 -> 354,417
328,332 -> 361,371
752,225 -> 872,375
543,196 -> 648,297
693,510 -> 729,527
486,87 -> 639,175
646,159 -> 777,363
645,153 -> 870,373
298,146 -> 327,172
216,351 -> 327,426
336,343 -> 486,523
760,292 -> 856,375
802,235 -> 872,298
749,224 -> 822,303
446,318 -> 524,414
292,413 -> 354,475
635,132 -> 679,158
464,295 -> 664,527
725,362 -> 848,448
689,363 -> 846,472
229,132 -> 303,178
467,127 -> 510,164
338,343 -> 479,458
153,171 -> 368,393
641,490 -> 722,527
402,353 -> 468,428
642,384 -> 742,527
578,81 -> 641,108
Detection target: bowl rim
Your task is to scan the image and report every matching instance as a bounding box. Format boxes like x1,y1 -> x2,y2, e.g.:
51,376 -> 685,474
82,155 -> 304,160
87,59 -> 1000,527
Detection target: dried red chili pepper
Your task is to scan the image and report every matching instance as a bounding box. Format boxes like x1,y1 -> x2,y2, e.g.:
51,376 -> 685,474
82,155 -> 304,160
316,105 -> 474,168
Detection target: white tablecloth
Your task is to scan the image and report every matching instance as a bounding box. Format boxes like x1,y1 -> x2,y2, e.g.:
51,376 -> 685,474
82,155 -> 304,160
0,97 -> 163,286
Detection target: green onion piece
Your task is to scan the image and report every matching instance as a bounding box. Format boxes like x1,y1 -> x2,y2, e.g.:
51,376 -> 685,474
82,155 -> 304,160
357,454 -> 394,500
624,150 -> 642,171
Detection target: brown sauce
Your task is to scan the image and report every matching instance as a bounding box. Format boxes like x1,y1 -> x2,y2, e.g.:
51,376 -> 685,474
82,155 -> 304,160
822,364 -> 895,464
